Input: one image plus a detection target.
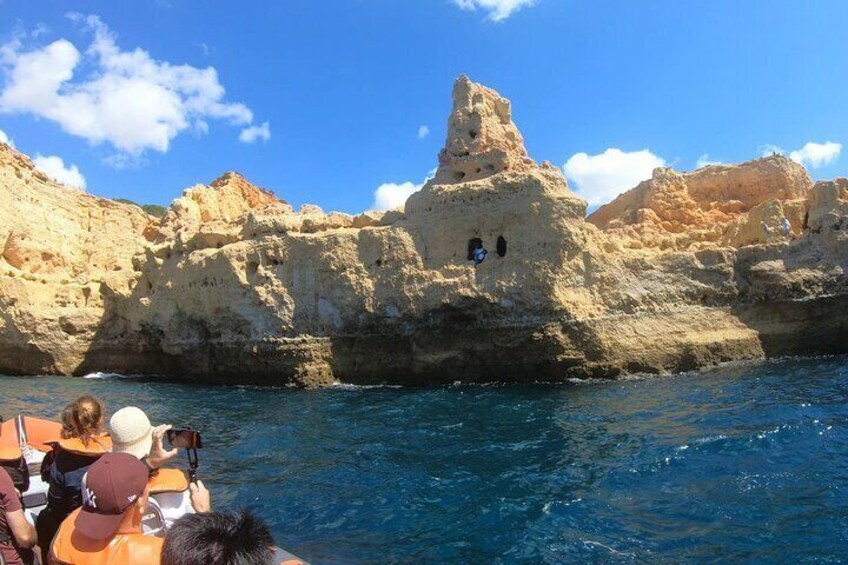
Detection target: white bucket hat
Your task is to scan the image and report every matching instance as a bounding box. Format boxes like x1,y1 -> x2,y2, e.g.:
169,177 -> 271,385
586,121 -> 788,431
108,406 -> 153,460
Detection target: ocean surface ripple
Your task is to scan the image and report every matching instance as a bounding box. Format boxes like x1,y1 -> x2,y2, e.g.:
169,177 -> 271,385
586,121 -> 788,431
2,356 -> 848,564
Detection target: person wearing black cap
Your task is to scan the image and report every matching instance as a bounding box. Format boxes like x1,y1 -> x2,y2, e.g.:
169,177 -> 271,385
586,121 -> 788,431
48,452 -> 163,564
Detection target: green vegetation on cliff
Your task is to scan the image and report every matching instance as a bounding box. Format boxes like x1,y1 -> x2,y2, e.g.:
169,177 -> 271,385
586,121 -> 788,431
116,198 -> 167,218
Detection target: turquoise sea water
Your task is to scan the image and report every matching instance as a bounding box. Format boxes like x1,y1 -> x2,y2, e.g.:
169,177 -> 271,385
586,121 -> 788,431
1,356 -> 847,564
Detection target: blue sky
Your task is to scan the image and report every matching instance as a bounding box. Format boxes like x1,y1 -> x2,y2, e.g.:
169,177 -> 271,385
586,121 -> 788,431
0,0 -> 846,212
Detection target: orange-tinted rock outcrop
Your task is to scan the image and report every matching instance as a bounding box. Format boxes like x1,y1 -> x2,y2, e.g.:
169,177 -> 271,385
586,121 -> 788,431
1,78 -> 847,386
588,157 -> 813,249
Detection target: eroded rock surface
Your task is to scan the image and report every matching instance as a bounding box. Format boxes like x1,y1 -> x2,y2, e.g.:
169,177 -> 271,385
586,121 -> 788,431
1,78 -> 847,387
0,143 -> 155,374
433,75 -> 535,184
589,157 -> 813,250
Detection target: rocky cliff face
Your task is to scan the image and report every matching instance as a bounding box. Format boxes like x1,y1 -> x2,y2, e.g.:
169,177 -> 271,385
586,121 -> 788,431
434,75 -> 535,184
588,157 -> 813,249
1,77 -> 847,386
0,143 -> 155,374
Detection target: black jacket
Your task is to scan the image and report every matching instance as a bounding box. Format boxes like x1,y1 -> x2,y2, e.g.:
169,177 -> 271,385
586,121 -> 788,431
41,447 -> 102,515
35,447 -> 103,562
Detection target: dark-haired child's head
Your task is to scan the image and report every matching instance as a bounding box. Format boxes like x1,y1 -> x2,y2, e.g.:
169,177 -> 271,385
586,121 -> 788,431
161,511 -> 274,565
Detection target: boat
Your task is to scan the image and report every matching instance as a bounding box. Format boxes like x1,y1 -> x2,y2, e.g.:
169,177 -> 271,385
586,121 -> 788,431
0,414 -> 309,564
0,415 -> 59,523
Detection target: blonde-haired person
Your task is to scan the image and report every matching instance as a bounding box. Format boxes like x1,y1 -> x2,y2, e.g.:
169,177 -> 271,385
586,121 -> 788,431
36,396 -> 110,563
108,407 -> 195,532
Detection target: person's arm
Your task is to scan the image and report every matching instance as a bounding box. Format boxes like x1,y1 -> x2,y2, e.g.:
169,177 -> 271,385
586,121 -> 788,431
0,468 -> 36,549
6,507 -> 36,548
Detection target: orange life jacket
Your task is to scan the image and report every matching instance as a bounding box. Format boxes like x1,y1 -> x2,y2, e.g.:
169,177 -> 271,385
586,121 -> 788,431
53,434 -> 113,456
147,468 -> 189,494
50,508 -> 163,565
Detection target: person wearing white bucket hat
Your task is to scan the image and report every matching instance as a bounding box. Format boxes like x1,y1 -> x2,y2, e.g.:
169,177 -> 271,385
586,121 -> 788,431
108,406 -> 178,468
108,407 -> 199,531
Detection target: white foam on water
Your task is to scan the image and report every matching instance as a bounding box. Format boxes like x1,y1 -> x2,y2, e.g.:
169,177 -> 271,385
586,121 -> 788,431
694,434 -> 727,445
82,372 -> 130,379
440,422 -> 464,430
582,540 -> 635,558
543,498 -> 582,514
330,381 -> 403,390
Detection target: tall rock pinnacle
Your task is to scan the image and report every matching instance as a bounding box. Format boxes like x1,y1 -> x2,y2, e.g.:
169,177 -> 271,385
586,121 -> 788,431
433,76 -> 535,184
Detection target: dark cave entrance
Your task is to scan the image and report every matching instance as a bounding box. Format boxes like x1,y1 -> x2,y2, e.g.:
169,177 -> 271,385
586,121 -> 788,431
496,236 -> 507,257
467,237 -> 483,260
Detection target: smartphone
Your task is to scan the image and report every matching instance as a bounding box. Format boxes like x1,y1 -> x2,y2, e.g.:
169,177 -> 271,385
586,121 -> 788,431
165,429 -> 202,449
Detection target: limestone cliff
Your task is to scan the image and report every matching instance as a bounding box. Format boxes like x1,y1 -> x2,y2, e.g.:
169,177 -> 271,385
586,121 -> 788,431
588,157 -> 813,249
1,77 -> 846,387
434,75 -> 535,184
0,143 -> 154,373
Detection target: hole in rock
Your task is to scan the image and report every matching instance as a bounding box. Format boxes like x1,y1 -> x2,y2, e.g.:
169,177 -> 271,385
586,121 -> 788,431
247,261 -> 259,276
496,236 -> 507,257
467,237 -> 483,261
453,171 -> 466,182
469,130 -> 478,139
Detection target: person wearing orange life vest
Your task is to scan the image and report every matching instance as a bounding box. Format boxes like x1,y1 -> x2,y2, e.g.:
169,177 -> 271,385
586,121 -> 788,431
50,453 -> 212,565
36,396 -> 110,564
49,452 -> 161,565
107,407 -> 193,531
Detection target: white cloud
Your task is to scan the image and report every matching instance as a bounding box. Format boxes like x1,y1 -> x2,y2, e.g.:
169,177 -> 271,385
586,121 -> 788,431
789,141 -> 841,168
33,153 -> 86,190
102,152 -> 147,170
563,148 -> 665,206
238,121 -> 270,143
0,15 -> 265,157
371,169 -> 436,211
696,153 -> 725,169
0,128 -> 13,147
417,125 -> 430,139
31,23 -> 50,38
760,141 -> 842,169
373,181 -> 422,211
452,0 -> 535,21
